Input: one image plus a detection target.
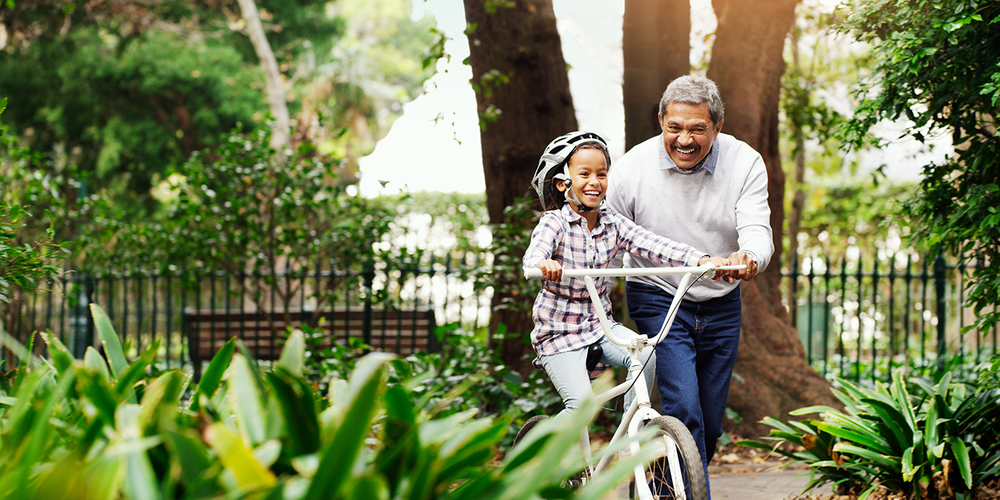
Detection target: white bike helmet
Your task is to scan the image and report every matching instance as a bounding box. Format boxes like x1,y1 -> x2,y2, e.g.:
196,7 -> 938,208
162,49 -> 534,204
530,131 -> 611,211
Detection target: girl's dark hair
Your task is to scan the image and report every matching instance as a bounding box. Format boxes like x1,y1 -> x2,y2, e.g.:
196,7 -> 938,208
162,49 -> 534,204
539,142 -> 608,211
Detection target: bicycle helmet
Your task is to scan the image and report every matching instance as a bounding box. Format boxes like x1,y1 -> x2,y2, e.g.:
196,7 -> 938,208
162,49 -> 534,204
531,131 -> 611,211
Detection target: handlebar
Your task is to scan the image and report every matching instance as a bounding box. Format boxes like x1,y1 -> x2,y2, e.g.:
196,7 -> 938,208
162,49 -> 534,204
524,264 -> 747,350
523,264 -> 747,281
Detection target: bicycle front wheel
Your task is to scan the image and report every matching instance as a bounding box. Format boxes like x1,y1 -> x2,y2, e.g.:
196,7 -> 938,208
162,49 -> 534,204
630,415 -> 707,500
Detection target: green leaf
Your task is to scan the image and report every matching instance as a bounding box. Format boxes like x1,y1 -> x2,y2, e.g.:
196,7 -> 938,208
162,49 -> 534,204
946,437 -> 972,489
277,329 -> 305,378
267,370 -> 320,456
114,339 -> 161,404
84,346 -> 112,381
91,304 -> 128,379
226,354 -> 267,446
205,422 -> 278,492
306,355 -> 389,500
190,338 -> 234,411
40,331 -> 74,376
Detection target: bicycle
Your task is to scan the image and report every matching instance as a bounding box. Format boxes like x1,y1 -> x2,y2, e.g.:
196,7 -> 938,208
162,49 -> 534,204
516,263 -> 746,500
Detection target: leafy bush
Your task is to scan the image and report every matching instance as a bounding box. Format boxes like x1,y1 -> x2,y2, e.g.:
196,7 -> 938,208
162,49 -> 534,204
0,304 -> 644,499
739,370 -> 1000,499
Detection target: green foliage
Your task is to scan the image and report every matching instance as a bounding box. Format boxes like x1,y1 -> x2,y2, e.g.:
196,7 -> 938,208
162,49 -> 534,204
76,125 -> 392,277
0,305 -> 642,499
0,101 -> 70,302
739,369 -> 1000,498
837,0 -> 1000,333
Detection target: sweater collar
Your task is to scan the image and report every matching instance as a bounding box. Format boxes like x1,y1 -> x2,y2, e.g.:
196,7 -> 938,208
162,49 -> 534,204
657,135 -> 719,175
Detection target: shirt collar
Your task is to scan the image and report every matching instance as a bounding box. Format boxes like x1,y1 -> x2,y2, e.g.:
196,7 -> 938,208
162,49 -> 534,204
657,136 -> 719,175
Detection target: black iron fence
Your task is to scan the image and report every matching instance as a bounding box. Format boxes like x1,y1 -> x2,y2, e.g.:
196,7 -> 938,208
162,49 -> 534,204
2,251 -> 997,382
1,254 -> 493,373
784,252 -> 997,382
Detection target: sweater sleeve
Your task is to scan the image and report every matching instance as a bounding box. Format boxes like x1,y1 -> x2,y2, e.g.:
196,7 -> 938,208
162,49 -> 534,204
735,155 -> 774,272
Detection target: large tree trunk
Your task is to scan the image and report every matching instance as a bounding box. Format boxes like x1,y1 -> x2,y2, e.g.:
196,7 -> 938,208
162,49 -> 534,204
706,0 -> 839,439
622,0 -> 691,150
463,0 -> 578,376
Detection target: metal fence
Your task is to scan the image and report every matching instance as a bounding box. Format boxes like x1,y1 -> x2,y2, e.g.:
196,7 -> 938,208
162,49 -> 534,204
1,254 -> 493,373
3,251 -> 997,381
784,252 -> 997,382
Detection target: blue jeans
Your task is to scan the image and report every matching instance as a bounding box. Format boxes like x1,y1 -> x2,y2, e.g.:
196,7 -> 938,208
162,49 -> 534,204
626,281 -> 741,495
539,324 -> 656,416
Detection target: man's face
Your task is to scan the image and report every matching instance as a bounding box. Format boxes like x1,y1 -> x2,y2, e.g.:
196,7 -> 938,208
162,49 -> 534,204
659,102 -> 723,170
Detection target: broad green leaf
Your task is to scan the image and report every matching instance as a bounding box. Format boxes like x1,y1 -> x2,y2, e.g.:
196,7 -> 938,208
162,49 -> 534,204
84,346 -> 112,381
946,437 -> 972,489
306,358 -> 387,500
91,304 -> 128,379
162,429 -> 215,494
190,338 -> 235,411
139,371 -> 188,428
226,354 -> 267,446
205,423 -> 278,492
40,331 -> 73,376
834,442 -> 900,470
115,339 -> 162,404
267,370 -> 320,456
277,329 -> 305,378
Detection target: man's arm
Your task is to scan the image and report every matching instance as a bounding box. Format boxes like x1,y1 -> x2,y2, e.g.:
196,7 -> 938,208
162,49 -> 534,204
733,156 -> 774,281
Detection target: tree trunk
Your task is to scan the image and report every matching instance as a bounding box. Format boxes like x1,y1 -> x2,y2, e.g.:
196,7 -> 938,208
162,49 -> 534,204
463,0 -> 578,376
622,0 -> 691,150
237,0 -> 290,151
706,0 -> 839,439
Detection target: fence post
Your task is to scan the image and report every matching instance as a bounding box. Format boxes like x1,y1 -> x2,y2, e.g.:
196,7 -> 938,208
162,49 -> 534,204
362,260 -> 375,347
935,252 -> 947,374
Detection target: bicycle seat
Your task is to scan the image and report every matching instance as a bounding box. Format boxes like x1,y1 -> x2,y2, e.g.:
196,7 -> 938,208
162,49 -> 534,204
530,342 -> 604,372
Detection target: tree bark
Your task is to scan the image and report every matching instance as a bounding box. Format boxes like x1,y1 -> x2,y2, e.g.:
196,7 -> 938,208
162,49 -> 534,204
463,0 -> 578,375
236,0 -> 290,151
622,0 -> 691,150
706,0 -> 840,438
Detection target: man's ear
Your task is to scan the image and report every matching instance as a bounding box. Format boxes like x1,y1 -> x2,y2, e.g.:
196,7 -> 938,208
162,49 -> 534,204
714,118 -> 724,134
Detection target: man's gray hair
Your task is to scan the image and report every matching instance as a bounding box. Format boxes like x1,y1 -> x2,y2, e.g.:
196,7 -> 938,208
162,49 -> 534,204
658,75 -> 725,125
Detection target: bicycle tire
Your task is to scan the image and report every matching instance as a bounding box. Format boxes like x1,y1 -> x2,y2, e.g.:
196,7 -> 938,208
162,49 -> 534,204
629,415 -> 707,500
511,414 -> 548,450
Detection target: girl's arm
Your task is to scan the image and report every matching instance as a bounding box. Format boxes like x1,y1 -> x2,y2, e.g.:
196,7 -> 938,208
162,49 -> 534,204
522,211 -> 564,269
612,211 -> 707,267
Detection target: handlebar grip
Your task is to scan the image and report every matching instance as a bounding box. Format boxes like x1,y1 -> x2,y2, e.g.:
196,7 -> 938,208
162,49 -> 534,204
524,267 -> 543,279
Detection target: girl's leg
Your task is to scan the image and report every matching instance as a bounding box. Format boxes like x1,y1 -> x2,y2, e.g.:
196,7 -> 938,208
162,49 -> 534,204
538,345 -> 592,415
599,324 -> 656,411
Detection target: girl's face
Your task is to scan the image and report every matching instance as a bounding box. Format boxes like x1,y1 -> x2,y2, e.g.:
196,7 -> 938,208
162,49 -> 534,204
557,147 -> 608,212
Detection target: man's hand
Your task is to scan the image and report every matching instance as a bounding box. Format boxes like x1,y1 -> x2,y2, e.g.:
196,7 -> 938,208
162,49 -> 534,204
535,259 -> 563,282
727,251 -> 759,281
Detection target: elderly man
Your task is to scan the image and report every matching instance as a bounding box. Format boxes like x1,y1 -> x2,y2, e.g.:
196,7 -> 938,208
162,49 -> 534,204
607,75 -> 774,491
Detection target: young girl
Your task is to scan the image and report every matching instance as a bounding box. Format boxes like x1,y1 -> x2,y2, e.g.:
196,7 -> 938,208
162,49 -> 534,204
524,131 -> 727,415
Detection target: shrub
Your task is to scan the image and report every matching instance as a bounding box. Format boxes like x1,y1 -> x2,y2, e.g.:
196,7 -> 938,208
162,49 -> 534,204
739,369 -> 1000,499
0,304 -> 644,499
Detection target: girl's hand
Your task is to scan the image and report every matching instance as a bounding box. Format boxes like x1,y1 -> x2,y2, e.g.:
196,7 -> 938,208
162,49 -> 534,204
535,260 -> 563,282
698,256 -> 734,283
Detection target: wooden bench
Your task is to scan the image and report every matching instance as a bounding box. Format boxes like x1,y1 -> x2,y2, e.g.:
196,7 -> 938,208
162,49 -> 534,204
183,307 -> 438,379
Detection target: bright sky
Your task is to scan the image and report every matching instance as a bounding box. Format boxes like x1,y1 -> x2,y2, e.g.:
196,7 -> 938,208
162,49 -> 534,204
356,0 -> 950,197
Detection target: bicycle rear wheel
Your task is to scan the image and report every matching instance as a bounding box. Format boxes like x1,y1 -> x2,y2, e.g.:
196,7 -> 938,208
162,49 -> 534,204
629,415 -> 707,500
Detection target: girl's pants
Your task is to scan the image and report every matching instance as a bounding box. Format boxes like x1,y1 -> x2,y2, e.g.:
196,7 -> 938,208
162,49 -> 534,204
538,323 -> 656,415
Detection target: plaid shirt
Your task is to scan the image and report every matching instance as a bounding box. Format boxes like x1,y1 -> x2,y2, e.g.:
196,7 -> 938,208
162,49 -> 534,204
523,205 -> 705,355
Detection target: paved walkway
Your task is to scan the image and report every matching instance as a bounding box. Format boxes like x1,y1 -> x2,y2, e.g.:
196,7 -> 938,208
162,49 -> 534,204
608,461 -> 814,500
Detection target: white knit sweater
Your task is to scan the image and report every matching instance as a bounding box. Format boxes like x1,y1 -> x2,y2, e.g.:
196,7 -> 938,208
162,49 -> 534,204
606,133 -> 774,302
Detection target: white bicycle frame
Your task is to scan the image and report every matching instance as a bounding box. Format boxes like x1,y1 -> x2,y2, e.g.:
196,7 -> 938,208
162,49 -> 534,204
523,264 -> 746,500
